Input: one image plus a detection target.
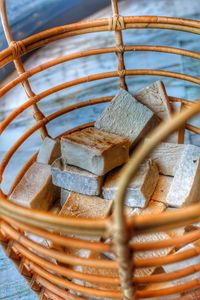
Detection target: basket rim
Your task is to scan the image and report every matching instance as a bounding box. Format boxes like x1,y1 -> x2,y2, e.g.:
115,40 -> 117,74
0,15 -> 200,68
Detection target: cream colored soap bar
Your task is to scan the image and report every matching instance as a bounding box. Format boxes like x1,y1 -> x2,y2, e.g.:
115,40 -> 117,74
134,80 -> 172,121
147,143 -> 200,176
61,127 -> 129,176
135,81 -> 178,143
166,155 -> 200,207
9,162 -> 58,210
51,158 -> 103,196
133,231 -> 174,277
163,243 -> 200,285
126,199 -> 167,217
151,175 -> 173,204
95,89 -> 159,148
37,136 -> 60,165
102,160 -> 159,208
126,200 -> 172,277
59,192 -> 113,219
105,200 -> 169,276
59,192 -> 113,257
147,142 -> 185,176
82,252 -> 120,291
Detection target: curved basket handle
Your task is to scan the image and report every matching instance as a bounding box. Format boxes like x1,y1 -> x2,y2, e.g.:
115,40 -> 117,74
113,99 -> 200,300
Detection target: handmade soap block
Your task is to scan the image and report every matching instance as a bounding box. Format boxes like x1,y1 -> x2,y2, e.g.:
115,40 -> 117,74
105,200 -> 173,278
82,252 -> 120,291
127,199 -> 173,277
126,199 -> 167,217
133,231 -> 174,277
59,192 -> 113,257
95,89 -> 159,147
146,142 -> 200,176
151,175 -> 173,204
102,160 -> 159,208
37,137 -> 60,165
61,127 -> 129,176
135,81 -> 179,143
51,158 -> 103,196
59,192 -> 113,219
9,162 -> 57,210
134,81 -> 172,121
163,243 -> 200,285
166,147 -> 200,207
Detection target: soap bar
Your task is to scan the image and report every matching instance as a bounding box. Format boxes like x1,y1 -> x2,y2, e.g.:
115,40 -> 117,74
37,137 -> 61,165
133,231 -> 174,277
102,160 -> 159,208
126,199 -> 167,217
61,127 -> 129,175
82,252 -> 120,291
151,175 -> 173,204
163,243 -> 200,285
127,200 -> 172,278
59,192 -> 113,219
51,158 -> 103,196
134,80 -> 172,121
58,192 -> 113,257
147,142 -> 200,176
95,89 -> 159,147
166,151 -> 200,207
105,200 -> 172,278
9,162 -> 57,210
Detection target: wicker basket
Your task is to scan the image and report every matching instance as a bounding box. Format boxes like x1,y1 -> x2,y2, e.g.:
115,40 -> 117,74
0,0 -> 200,299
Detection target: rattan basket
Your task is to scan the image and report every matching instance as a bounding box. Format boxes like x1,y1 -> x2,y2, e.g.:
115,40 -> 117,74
0,0 -> 200,299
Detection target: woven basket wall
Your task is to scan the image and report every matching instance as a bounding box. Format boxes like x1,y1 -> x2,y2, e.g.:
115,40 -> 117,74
0,0 -> 200,299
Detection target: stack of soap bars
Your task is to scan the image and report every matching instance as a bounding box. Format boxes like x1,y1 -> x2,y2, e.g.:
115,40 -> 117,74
9,80 -> 200,294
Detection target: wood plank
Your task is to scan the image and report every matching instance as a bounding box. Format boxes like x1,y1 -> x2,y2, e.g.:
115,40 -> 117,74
61,127 -> 129,175
95,89 -> 159,148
